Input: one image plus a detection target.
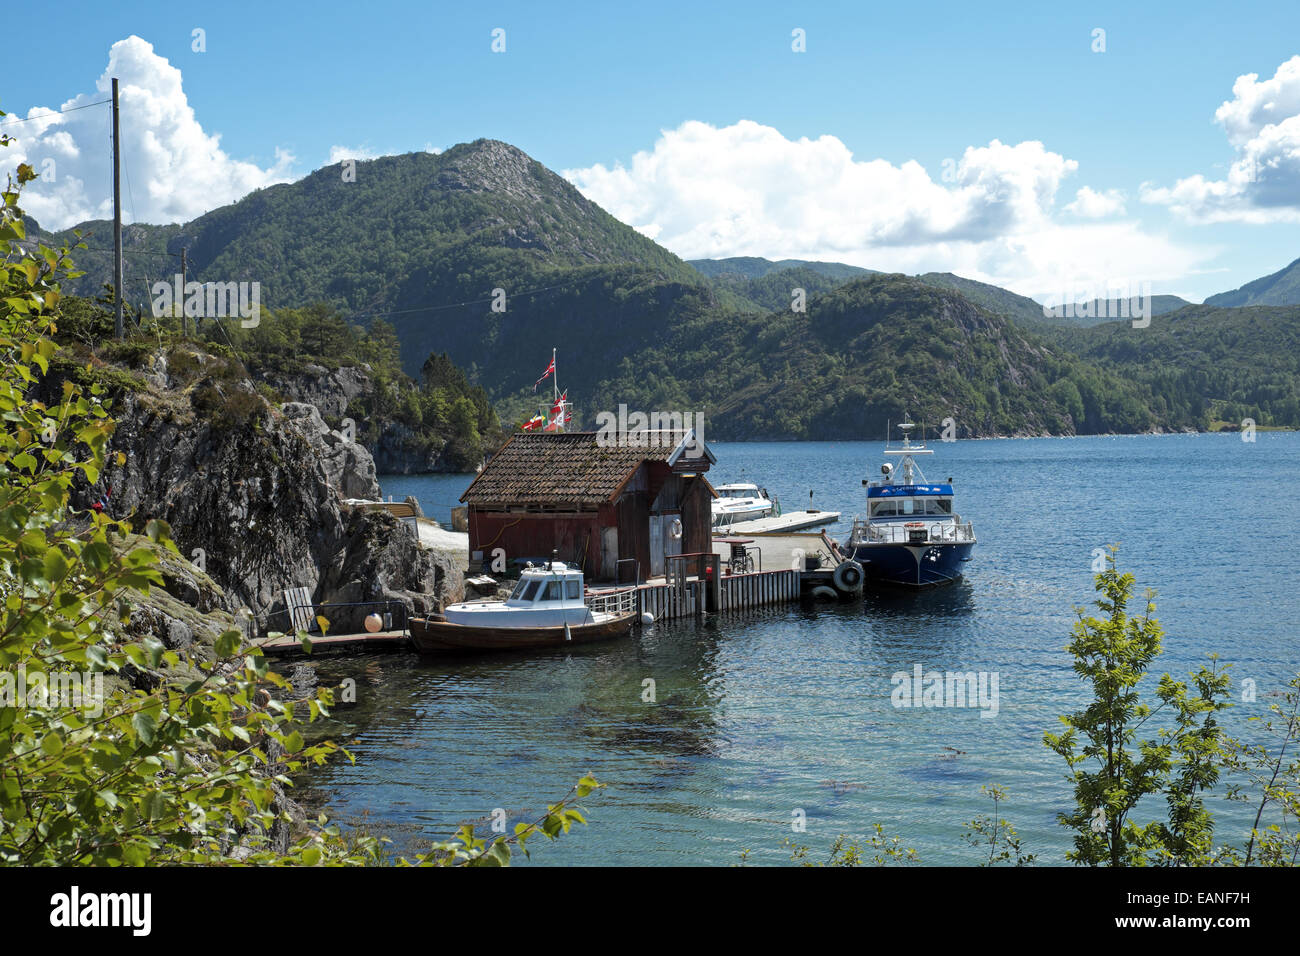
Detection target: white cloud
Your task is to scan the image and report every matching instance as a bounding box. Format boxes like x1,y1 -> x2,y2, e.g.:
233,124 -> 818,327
6,35 -> 294,230
565,119 -> 1212,301
328,145 -> 382,165
328,143 -> 443,165
1142,55 -> 1300,223
1064,186 -> 1126,218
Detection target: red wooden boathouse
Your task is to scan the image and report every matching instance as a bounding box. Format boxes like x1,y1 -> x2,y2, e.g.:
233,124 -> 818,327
461,430 -> 716,583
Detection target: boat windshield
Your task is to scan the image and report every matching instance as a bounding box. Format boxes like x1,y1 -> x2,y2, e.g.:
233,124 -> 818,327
510,579 -> 542,601
871,498 -> 953,517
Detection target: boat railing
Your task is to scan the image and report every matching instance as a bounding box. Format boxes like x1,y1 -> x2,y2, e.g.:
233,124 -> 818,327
584,586 -> 638,617
849,517 -> 975,544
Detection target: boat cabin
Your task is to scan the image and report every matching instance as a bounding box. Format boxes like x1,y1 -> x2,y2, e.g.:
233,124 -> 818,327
866,483 -> 955,521
506,563 -> 585,607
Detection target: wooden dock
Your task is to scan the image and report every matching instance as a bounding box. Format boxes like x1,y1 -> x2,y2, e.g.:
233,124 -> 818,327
635,568 -> 802,620
718,510 -> 841,534
254,630 -> 410,656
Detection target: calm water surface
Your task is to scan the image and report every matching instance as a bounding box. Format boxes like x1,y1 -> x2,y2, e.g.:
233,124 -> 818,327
298,434 -> 1300,865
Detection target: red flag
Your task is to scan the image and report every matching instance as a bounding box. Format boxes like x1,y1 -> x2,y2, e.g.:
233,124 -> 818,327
521,414 -> 545,431
533,357 -> 555,391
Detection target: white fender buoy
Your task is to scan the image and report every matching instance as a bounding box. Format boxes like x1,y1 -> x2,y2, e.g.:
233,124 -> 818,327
810,585 -> 838,601
640,612 -> 655,625
832,559 -> 865,594
669,518 -> 682,540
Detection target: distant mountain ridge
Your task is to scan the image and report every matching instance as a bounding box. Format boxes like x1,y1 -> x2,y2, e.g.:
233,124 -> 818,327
1205,257 -> 1300,307
32,141 -> 1300,436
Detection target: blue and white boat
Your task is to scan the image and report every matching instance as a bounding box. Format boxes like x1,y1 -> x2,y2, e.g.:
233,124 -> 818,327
844,423 -> 976,587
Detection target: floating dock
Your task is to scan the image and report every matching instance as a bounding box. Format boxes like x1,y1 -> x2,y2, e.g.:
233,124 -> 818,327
716,510 -> 841,534
254,630 -> 410,656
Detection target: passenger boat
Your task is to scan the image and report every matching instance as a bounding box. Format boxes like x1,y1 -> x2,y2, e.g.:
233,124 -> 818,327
711,482 -> 776,528
408,561 -> 637,654
844,423 -> 976,587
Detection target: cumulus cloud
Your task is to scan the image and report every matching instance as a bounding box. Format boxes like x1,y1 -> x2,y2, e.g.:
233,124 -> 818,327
328,145 -> 382,165
565,119 -> 1211,300
1064,186 -> 1126,218
1142,55 -> 1300,223
6,36 -> 294,230
327,143 -> 443,165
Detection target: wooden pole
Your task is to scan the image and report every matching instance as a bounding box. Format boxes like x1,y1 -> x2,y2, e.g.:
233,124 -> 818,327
111,77 -> 123,339
180,246 -> 188,337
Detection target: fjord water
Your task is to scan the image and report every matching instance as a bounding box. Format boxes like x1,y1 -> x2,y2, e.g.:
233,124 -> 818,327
299,434 -> 1300,865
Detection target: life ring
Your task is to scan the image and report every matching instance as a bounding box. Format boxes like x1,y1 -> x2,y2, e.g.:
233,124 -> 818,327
669,517 -> 683,539
832,559 -> 864,593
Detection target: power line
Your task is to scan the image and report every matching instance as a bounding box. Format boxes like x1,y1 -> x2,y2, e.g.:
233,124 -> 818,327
0,98 -> 111,128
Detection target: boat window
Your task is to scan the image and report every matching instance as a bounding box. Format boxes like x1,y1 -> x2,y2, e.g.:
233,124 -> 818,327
926,499 -> 953,515
565,579 -> 581,600
871,500 -> 897,517
902,498 -> 915,515
541,580 -> 563,602
521,580 -> 540,602
509,580 -> 527,600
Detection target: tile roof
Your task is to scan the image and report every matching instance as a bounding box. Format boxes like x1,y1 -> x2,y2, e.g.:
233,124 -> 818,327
461,431 -> 706,506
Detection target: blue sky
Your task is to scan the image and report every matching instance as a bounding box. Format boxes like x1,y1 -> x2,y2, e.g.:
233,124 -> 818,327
5,0 -> 1300,302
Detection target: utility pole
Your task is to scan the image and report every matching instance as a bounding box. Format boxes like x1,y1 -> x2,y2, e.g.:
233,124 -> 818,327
111,77 -> 123,339
179,246 -> 188,338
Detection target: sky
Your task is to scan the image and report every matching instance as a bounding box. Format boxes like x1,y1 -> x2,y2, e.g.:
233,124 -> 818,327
3,0 -> 1299,303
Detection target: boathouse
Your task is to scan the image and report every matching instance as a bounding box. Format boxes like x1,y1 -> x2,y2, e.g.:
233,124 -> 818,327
460,430 -> 716,583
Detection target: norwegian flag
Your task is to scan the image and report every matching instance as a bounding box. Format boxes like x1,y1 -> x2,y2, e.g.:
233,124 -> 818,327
521,414 -> 545,431
533,356 -> 555,392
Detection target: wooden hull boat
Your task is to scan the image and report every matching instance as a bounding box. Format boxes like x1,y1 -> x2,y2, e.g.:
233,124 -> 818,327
409,611 -> 635,655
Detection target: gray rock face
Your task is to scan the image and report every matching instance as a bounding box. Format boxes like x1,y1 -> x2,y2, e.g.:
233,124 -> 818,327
280,402 -> 379,500
371,421 -> 450,473
89,373 -> 458,635
260,364 -> 373,420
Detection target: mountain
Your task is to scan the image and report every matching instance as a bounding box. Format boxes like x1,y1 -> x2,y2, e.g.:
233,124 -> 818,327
34,140 -> 1293,438
587,274 -> 1163,439
42,139 -> 706,361
1205,257 -> 1300,307
688,257 -> 876,280
1041,295 -> 1194,327
1043,303 -> 1300,428
689,259 -> 1194,330
909,272 -> 1048,327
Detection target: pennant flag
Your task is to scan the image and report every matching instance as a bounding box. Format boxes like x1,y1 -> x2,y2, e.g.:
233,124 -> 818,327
549,389 -> 568,418
521,414 -> 545,431
533,357 -> 555,391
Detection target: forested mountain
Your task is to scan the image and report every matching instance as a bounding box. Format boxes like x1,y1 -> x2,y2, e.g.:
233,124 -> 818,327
33,140 -> 1299,440
1042,304 -> 1300,429
1205,256 -> 1300,307
585,274 -> 1160,439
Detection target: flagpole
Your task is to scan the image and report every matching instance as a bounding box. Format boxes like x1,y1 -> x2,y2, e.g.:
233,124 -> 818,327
552,346 -> 558,431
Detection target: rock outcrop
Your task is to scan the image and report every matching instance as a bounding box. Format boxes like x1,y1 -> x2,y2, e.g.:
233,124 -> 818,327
63,347 -> 459,639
